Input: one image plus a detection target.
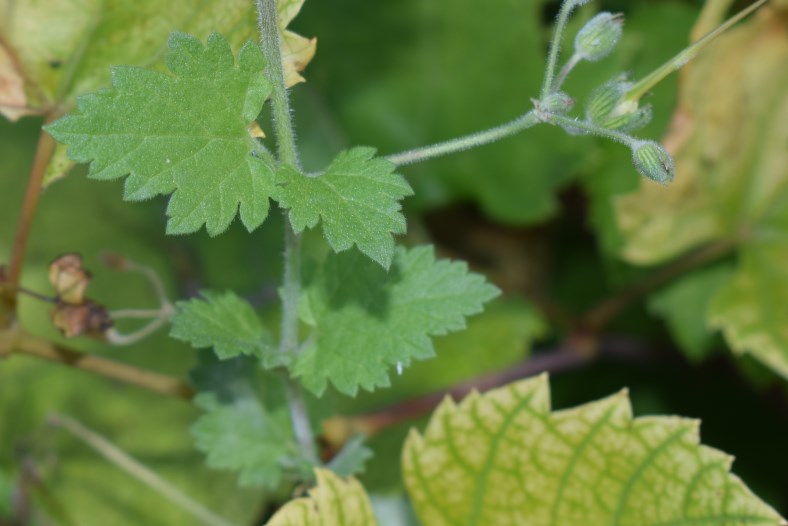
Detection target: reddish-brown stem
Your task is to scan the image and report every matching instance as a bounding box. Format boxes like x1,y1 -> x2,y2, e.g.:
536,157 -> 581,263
580,239 -> 738,332
323,336 -> 654,443
3,125 -> 56,315
1,331 -> 194,400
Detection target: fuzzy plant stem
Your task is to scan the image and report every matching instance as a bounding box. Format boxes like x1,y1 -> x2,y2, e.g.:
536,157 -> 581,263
545,113 -> 638,147
385,111 -> 540,166
256,0 -> 318,466
541,0 -> 584,97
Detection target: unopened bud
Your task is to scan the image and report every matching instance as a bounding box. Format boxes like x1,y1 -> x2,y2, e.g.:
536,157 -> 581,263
575,12 -> 623,62
605,104 -> 653,133
586,76 -> 652,132
539,91 -> 575,115
632,141 -> 674,184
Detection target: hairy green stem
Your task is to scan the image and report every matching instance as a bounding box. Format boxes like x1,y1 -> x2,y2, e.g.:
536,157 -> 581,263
385,111 -> 540,166
545,113 -> 637,147
50,415 -> 235,526
257,0 -> 298,168
554,53 -> 582,91
541,0 -> 581,97
255,0 -> 318,466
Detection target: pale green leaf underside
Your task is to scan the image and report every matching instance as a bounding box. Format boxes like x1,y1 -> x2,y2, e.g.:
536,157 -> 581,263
648,264 -> 733,362
276,147 -> 413,269
170,290 -> 272,361
295,245 -> 500,396
709,202 -> 788,380
403,375 -> 785,526
45,32 -> 276,236
190,352 -> 295,489
266,469 -> 378,526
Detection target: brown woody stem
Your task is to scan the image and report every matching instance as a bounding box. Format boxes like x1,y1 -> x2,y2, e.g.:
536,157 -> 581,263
3,126 -> 56,317
1,330 -> 194,400
580,239 -> 737,332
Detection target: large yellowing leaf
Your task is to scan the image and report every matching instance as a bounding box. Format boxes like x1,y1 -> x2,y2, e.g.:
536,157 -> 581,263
403,375 -> 785,526
0,0 -> 314,184
614,3 -> 788,378
266,469 -> 378,526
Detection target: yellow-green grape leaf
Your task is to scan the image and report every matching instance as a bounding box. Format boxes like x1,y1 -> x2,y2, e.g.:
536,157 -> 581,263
45,32 -> 277,236
403,375 -> 785,526
266,469 -> 378,526
277,148 -> 413,268
614,3 -> 788,378
709,201 -> 788,378
170,290 -> 281,365
295,245 -> 499,396
0,0 -> 314,185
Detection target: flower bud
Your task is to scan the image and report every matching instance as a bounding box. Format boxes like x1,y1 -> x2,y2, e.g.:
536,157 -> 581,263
574,12 -> 623,62
605,104 -> 653,133
632,141 -> 674,184
539,91 -> 575,115
585,76 -> 652,132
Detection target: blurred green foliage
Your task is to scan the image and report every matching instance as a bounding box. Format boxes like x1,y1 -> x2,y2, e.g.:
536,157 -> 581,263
1,0 -> 786,523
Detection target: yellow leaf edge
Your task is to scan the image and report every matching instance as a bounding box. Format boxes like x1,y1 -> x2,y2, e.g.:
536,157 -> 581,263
266,468 -> 378,525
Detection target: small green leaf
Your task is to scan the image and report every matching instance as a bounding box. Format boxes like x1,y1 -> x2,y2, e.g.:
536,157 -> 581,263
171,290 -> 280,364
294,245 -> 499,396
403,375 -> 785,526
326,435 -> 374,478
190,351 -> 297,489
276,147 -> 413,268
266,469 -> 378,525
45,32 -> 276,236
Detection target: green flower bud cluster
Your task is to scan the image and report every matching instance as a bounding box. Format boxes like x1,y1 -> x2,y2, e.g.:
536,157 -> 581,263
585,76 -> 652,132
574,12 -> 623,62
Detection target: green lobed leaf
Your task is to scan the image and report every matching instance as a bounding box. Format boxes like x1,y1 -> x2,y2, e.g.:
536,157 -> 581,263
170,290 -> 280,364
45,32 -> 276,236
403,375 -> 786,526
266,469 -> 378,526
276,147 -> 413,268
0,0 -> 315,186
190,351 -> 298,489
295,245 -> 500,396
614,4 -> 788,379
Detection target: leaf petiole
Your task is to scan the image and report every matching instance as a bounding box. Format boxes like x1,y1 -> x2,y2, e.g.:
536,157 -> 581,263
385,111 -> 540,166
